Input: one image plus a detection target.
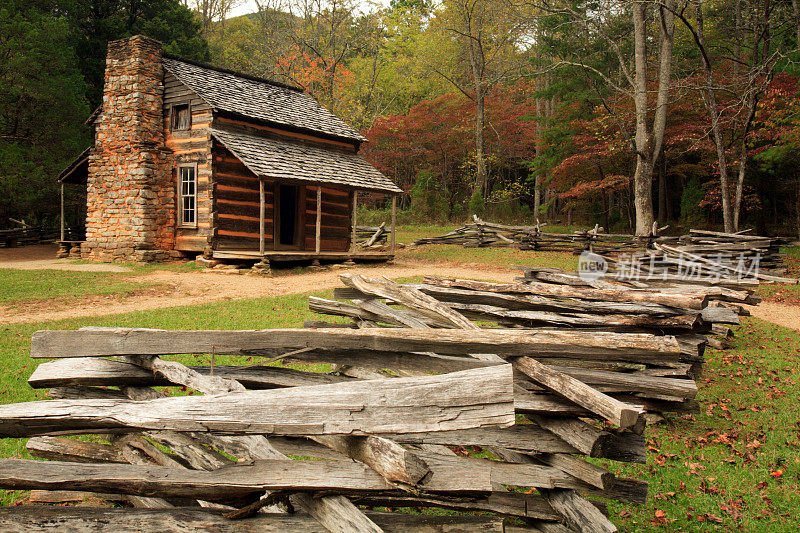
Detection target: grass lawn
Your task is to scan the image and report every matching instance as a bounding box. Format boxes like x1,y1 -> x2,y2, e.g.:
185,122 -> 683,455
0,258 -> 204,308
608,317 -> 800,530
395,223 -> 579,270
756,247 -> 800,304
398,244 -> 578,271
0,269 -> 159,306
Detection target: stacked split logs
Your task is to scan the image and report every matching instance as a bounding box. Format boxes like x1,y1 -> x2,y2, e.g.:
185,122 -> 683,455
413,220 -> 795,280
412,217 -> 666,253
513,265 -> 760,351
0,278 -> 675,532
602,229 -> 796,284
356,224 -> 391,248
412,216 -> 579,250
310,273 -> 717,422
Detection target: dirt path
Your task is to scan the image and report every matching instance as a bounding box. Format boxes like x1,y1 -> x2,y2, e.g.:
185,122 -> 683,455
0,261 -> 515,324
745,301 -> 800,332
0,245 -> 131,272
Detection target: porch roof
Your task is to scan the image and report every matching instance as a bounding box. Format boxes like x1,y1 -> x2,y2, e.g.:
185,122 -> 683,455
209,128 -> 402,194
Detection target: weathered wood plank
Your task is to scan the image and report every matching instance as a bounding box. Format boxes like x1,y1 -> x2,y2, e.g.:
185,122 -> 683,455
391,424 -> 645,463
30,327 -> 681,363
513,357 -> 643,429
26,436 -> 126,464
424,276 -> 708,309
338,274 -> 478,330
538,453 -> 613,490
311,436 -> 430,486
541,489 -> 617,533
122,361 -> 380,532
531,416 -> 635,459
0,365 -> 514,438
30,358 -> 350,390
0,457 -> 497,497
550,365 -> 698,399
0,507 -> 505,533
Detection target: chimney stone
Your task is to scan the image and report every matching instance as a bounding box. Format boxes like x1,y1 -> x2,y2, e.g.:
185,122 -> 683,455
84,35 -> 174,262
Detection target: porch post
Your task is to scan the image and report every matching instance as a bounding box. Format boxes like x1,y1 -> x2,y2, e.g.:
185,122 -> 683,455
350,190 -> 358,251
390,194 -> 397,254
259,180 -> 265,255
60,183 -> 65,242
315,185 -> 322,254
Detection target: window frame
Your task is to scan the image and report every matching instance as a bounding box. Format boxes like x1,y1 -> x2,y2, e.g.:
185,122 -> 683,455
177,164 -> 198,228
170,103 -> 192,131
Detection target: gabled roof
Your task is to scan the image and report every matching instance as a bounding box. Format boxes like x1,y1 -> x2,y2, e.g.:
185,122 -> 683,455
210,128 -> 401,193
162,57 -> 366,143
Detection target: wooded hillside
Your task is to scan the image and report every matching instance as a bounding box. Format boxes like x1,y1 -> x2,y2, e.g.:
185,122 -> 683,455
1,0 -> 799,236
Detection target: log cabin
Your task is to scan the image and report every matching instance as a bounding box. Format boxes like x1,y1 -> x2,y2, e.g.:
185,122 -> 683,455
56,35 -> 401,266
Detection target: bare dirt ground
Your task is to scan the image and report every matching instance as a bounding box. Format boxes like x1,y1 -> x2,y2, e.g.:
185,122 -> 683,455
744,301 -> 800,332
4,244 -> 798,331
0,244 -> 131,272
0,253 -> 515,324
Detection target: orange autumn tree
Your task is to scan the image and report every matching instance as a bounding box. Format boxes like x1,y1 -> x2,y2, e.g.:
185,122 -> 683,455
276,44 -> 356,117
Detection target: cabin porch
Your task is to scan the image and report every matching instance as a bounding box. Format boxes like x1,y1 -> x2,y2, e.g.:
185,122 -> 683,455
211,249 -> 394,263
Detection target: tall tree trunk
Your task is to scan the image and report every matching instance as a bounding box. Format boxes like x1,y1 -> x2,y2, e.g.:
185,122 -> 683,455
657,156 -> 667,222
631,2 -> 655,235
631,0 -> 675,235
474,88 -> 487,195
733,0 -> 771,231
694,0 -> 735,231
534,91 -> 542,216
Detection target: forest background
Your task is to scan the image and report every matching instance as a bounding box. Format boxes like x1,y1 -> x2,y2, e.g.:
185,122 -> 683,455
2,0 -> 799,236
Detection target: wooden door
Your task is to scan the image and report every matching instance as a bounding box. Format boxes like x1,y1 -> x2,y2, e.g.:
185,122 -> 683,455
274,183 -> 304,250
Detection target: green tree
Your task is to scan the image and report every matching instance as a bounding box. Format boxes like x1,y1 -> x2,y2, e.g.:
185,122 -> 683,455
55,0 -> 210,105
0,1 -> 89,223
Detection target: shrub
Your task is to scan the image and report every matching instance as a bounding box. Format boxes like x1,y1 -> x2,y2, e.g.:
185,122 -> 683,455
467,188 -> 485,217
410,170 -> 450,223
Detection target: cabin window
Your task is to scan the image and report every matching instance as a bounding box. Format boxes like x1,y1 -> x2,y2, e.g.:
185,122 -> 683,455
171,104 -> 191,131
178,165 -> 197,227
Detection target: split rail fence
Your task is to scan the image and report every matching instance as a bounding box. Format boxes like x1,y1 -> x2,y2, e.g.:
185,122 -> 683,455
0,275 -> 713,532
413,219 -> 794,278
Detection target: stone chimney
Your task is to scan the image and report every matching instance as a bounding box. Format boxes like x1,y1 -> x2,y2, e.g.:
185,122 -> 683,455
83,35 -> 174,262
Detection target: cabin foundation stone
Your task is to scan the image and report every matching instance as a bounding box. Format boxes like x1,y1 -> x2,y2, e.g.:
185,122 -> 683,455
82,35 -> 173,263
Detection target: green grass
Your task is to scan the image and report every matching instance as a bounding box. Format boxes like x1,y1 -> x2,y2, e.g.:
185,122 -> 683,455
0,256 -> 204,307
754,246 -> 800,304
395,224 -> 459,244
68,259 -> 204,274
399,244 -> 578,271
0,269 -> 158,306
608,317 -> 800,531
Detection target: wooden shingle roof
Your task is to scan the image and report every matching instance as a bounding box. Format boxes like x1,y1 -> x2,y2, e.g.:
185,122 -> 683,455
210,128 -> 402,193
162,57 -> 366,143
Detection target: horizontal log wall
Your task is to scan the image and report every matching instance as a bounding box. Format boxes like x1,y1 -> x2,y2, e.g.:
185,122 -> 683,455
164,72 -> 213,252
212,142 -> 275,251
212,149 -> 354,253
305,186 -> 352,252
